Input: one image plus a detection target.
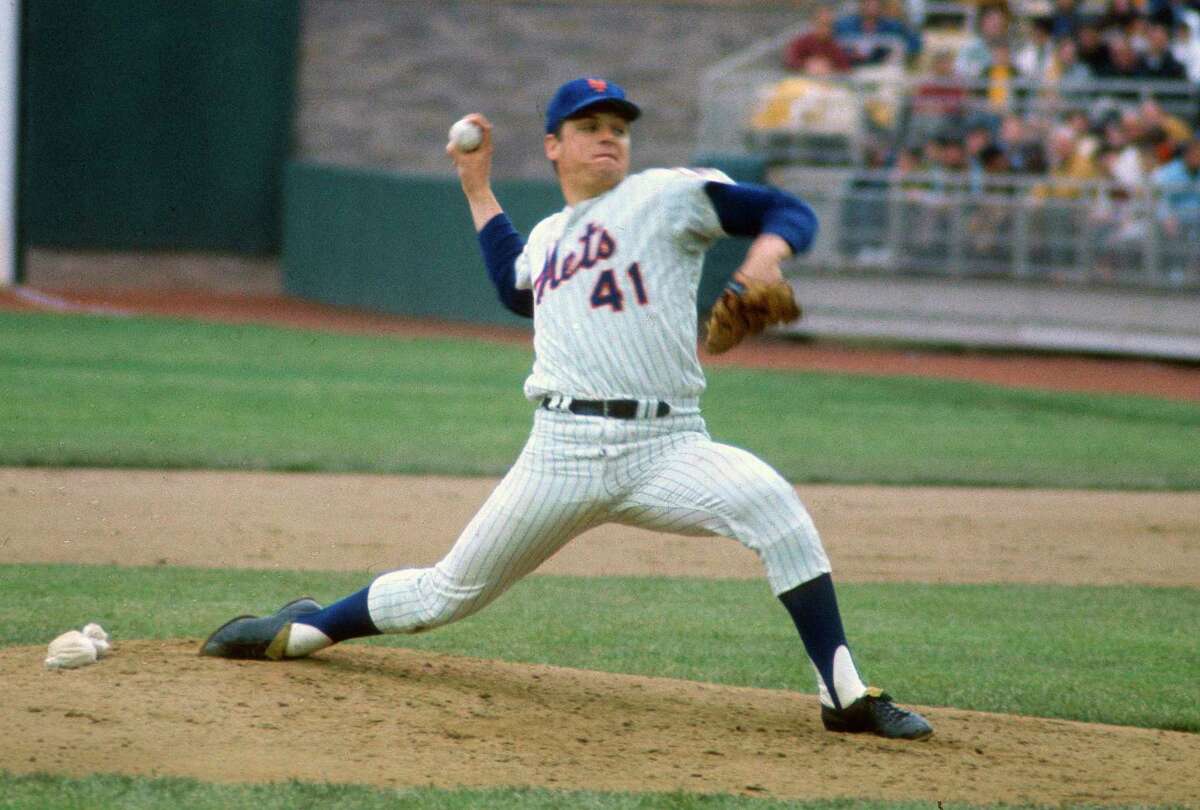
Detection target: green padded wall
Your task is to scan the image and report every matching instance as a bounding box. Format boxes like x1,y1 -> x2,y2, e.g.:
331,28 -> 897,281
282,161 -> 753,326
283,162 -> 558,327
20,0 -> 300,253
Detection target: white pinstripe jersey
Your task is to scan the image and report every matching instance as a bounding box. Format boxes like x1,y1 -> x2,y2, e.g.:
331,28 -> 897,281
514,168 -> 734,402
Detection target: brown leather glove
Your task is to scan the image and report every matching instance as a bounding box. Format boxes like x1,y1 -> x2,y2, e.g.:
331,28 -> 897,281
704,272 -> 802,354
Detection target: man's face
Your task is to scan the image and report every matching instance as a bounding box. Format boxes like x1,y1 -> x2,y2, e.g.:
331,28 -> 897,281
981,9 -> 1006,39
1148,24 -> 1170,53
1111,39 -> 1136,69
545,109 -> 632,196
941,143 -> 966,169
966,128 -> 990,155
814,6 -> 835,34
1056,39 -> 1077,65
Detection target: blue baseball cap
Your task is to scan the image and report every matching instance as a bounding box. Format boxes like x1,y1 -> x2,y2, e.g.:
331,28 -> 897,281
545,77 -> 641,134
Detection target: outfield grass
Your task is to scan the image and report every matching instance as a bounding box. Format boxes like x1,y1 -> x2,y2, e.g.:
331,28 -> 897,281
2,564 -> 1196,733
0,772 -> 1020,810
2,311 -> 1199,488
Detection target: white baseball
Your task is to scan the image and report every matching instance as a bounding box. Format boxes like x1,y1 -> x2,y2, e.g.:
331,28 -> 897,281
449,118 -> 484,152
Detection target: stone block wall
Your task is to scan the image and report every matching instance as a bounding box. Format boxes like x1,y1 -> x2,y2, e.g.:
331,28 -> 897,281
296,0 -> 800,178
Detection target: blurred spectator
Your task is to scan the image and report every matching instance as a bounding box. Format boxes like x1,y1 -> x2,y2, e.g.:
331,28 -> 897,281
966,142 -> 1015,255
933,130 -> 969,172
983,43 -> 1019,112
1015,17 -> 1057,80
964,121 -> 995,192
980,142 -> 1012,176
1111,115 -> 1167,193
1139,99 -> 1193,160
1140,20 -> 1189,78
892,144 -> 927,181
1090,145 -> 1153,280
1129,16 -> 1153,53
1035,37 -> 1092,112
1118,105 -> 1149,147
748,74 -> 859,135
785,4 -> 855,74
964,120 -> 995,158
1076,18 -> 1114,74
1047,37 -> 1095,85
1101,108 -> 1131,151
997,113 -> 1049,173
1098,35 -> 1152,100
1170,16 -> 1200,80
955,6 -> 1011,78
908,48 -> 968,140
1152,136 -> 1200,239
1152,2 -> 1184,26
834,0 -> 923,65
1100,0 -> 1142,35
1064,107 -> 1100,151
970,0 -> 1013,18
1033,124 -> 1104,198
1048,0 -> 1083,40
902,131 -> 966,254
904,0 -> 928,29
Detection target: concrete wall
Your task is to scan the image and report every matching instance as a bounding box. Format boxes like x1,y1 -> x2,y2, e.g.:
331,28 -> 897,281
295,0 -> 801,179
784,274 -> 1200,361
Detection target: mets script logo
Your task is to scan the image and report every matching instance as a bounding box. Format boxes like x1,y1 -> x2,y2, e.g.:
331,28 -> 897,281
535,222 -> 649,312
587,78 -> 608,93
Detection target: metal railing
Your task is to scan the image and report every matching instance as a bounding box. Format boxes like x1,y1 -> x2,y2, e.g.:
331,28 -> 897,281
772,167 -> 1200,291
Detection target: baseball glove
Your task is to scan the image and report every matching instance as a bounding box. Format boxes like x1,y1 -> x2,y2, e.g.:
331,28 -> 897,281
704,272 -> 802,354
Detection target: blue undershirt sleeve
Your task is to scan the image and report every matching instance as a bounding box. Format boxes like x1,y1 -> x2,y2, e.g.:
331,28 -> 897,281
702,181 -> 819,255
478,213 -> 534,318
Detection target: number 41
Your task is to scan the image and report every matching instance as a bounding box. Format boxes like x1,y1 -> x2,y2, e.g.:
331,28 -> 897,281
590,264 -> 648,312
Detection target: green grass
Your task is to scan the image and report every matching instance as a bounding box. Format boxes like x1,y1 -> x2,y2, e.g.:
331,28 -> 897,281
0,772 -> 1039,810
2,564 -> 1196,733
2,311 -> 1199,488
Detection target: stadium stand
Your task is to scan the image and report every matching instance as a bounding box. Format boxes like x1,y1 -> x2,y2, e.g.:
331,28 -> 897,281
699,0 -> 1200,290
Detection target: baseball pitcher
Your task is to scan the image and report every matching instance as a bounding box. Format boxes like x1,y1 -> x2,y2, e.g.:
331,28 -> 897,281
200,77 -> 932,741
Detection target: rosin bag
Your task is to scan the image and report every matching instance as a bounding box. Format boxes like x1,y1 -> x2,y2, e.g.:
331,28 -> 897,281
44,623 -> 111,670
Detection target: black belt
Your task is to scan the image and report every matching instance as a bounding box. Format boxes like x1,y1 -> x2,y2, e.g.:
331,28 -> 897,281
542,397 -> 670,419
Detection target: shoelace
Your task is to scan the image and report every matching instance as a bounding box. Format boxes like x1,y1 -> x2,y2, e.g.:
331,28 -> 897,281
869,693 -> 912,721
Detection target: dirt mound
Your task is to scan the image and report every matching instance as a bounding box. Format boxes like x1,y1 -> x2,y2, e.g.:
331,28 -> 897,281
4,641 -> 1197,805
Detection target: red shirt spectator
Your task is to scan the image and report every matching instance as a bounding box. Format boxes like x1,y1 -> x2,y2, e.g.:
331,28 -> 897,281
785,5 -> 855,73
912,49 -> 966,117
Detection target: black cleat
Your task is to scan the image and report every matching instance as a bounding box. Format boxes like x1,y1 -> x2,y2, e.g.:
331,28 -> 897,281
198,597 -> 322,660
821,687 -> 934,740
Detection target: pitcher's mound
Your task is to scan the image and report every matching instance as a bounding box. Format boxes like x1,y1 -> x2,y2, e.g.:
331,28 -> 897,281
3,640 -> 1197,805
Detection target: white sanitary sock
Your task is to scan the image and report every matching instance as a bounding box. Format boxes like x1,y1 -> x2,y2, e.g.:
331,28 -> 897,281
284,622 -> 333,658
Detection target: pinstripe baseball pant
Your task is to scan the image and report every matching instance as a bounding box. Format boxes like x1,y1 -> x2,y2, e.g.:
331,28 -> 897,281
367,404 -> 831,633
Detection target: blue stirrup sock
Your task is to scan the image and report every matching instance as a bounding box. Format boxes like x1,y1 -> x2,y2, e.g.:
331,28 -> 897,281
778,573 -> 860,709
301,586 -> 381,643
